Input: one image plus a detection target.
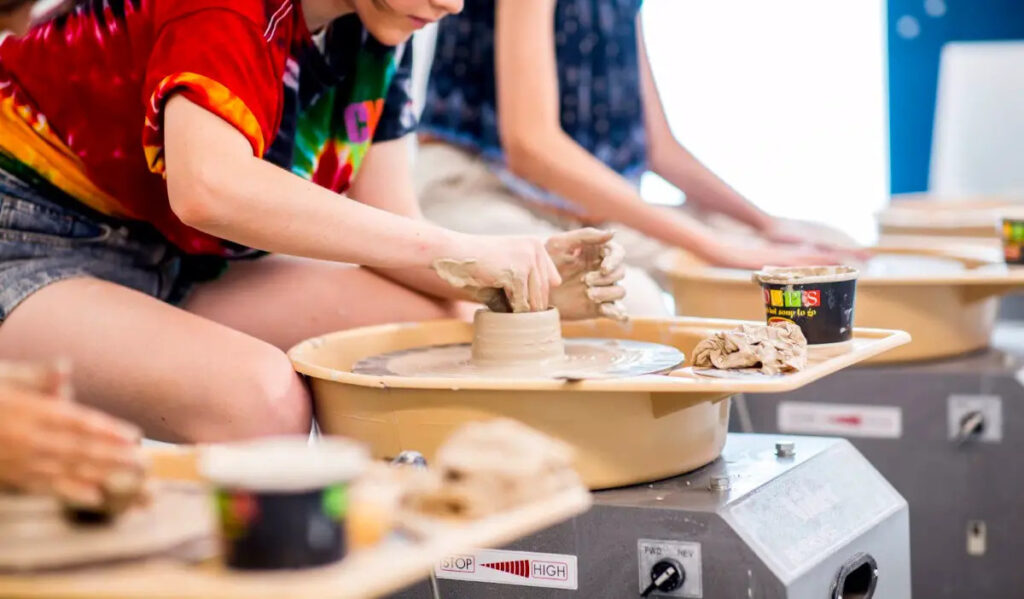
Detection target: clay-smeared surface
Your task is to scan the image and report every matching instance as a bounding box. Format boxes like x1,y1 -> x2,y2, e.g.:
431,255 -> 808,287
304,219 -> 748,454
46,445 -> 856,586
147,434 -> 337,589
354,309 -> 684,380
693,321 -> 808,375
404,419 -> 580,519
0,482 -> 212,572
353,338 -> 684,380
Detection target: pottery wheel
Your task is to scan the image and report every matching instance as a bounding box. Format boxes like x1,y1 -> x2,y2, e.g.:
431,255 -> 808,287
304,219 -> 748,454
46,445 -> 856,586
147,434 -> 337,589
0,482 -> 214,572
863,253 -> 966,276
353,338 -> 686,380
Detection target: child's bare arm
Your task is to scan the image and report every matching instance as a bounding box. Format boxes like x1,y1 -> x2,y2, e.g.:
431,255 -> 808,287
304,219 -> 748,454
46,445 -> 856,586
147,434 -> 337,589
163,96 -> 560,310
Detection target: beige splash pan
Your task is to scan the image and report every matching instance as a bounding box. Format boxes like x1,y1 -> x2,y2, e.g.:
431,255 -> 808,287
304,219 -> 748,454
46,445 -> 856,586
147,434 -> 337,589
659,246 -> 1024,364
877,193 -> 1021,239
289,318 -> 908,490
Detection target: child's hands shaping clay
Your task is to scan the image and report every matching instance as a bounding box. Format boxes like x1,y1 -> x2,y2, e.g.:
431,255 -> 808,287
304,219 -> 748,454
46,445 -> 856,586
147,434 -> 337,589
0,364 -> 145,509
432,234 -> 562,312
545,228 -> 627,321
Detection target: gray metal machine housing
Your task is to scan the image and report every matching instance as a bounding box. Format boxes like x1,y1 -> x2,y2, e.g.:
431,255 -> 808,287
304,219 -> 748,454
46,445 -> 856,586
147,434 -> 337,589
393,434 -> 911,599
726,323 -> 1024,599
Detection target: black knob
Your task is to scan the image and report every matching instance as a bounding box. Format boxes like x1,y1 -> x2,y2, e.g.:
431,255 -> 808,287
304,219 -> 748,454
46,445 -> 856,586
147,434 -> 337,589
641,558 -> 685,597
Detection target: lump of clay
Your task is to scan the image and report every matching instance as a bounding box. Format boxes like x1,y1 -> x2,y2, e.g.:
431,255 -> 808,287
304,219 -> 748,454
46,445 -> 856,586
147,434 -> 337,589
405,419 -> 580,519
63,470 -> 147,526
693,321 -> 808,375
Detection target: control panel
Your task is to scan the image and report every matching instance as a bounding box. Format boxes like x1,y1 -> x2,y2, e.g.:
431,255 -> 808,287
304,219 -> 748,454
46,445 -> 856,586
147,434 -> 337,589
637,539 -> 702,597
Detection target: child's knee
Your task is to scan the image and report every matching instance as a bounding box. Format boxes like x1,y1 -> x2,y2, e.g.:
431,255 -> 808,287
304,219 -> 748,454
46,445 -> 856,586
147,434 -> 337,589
187,345 -> 311,442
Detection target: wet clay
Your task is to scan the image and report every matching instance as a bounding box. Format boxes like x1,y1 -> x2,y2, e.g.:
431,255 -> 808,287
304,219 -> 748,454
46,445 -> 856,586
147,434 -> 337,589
404,419 -> 580,519
472,308 -> 565,364
432,258 -> 528,313
352,309 -> 684,380
693,321 -> 808,375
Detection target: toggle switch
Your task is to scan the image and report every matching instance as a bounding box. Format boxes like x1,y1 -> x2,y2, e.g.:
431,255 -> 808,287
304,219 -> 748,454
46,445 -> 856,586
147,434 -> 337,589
640,558 -> 685,597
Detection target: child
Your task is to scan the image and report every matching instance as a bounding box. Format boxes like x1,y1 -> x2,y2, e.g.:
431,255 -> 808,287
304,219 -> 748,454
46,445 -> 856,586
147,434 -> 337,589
416,0 -> 852,315
0,0 -> 622,442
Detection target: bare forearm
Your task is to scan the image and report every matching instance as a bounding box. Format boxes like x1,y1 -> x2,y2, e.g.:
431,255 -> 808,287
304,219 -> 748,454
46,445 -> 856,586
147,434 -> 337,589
508,132 -> 725,260
192,158 -> 457,269
372,266 -> 473,301
164,99 -> 459,270
651,144 -> 772,231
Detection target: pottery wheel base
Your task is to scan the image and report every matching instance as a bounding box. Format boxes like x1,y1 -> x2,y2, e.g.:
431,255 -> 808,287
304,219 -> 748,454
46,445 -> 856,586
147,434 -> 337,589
353,338 -> 685,380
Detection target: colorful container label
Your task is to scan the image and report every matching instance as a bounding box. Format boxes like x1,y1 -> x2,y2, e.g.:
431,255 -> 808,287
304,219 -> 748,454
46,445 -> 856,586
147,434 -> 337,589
759,279 -> 857,345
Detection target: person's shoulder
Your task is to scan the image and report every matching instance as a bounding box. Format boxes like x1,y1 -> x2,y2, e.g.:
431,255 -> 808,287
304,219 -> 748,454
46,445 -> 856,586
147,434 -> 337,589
154,0 -> 293,29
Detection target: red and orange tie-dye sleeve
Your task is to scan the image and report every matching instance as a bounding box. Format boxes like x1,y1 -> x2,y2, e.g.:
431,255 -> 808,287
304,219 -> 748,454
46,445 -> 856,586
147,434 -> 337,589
142,3 -> 286,176
144,73 -> 267,175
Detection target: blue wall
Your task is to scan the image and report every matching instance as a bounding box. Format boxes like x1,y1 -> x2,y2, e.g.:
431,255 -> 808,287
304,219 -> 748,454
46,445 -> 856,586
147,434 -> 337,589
888,0 -> 1024,194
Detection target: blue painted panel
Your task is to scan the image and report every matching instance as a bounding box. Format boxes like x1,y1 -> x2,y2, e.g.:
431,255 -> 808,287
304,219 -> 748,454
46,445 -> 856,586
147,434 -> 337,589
888,0 -> 1024,193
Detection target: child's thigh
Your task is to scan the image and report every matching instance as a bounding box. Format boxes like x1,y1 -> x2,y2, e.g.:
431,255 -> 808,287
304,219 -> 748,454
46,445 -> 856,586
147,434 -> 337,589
0,277 -> 310,442
182,255 -> 459,351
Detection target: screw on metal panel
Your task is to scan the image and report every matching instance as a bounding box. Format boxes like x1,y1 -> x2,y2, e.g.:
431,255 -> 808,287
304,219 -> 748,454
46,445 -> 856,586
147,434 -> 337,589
708,475 -> 731,492
775,441 -> 796,458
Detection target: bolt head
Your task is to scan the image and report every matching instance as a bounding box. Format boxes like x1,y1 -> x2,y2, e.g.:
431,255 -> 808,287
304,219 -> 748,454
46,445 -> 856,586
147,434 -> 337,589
708,475 -> 731,491
775,441 -> 796,458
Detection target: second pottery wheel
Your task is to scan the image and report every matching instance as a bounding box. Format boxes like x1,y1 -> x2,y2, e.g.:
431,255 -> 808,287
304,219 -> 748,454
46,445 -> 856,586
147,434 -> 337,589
659,245 -> 1024,363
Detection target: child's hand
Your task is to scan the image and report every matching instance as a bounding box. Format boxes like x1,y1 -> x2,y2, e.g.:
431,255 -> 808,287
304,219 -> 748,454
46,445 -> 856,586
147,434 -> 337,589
432,234 -> 562,313
706,242 -> 849,270
545,228 -> 627,321
0,365 -> 144,508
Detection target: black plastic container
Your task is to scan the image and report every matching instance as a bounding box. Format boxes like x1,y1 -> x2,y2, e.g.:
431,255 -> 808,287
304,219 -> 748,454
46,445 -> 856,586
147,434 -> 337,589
202,437 -> 367,571
216,484 -> 348,570
753,266 -> 859,349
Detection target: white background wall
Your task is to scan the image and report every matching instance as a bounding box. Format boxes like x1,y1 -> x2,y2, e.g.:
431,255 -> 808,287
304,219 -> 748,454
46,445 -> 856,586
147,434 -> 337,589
639,0 -> 889,242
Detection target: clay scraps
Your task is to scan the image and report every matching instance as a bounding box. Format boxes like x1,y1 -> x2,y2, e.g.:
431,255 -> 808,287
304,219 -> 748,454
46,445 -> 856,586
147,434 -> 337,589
692,321 -> 808,375
403,419 -> 580,519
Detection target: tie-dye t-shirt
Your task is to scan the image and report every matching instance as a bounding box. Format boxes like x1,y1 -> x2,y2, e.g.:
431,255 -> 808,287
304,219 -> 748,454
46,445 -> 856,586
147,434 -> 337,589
0,1 -> 414,256
264,14 -> 416,192
420,0 -> 646,214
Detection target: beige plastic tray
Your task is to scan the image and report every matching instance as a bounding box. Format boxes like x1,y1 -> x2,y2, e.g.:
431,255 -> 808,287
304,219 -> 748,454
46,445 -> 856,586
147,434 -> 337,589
660,246 -> 1024,363
0,449 -> 591,599
877,194 -> 1021,238
289,318 -> 909,490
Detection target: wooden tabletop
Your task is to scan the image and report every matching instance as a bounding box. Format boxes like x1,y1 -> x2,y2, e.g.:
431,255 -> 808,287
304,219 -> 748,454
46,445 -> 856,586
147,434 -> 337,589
0,486 -> 591,599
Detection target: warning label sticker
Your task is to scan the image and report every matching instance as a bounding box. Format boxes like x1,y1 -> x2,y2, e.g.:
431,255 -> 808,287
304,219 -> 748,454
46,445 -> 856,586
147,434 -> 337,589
435,549 -> 578,590
777,401 -> 902,439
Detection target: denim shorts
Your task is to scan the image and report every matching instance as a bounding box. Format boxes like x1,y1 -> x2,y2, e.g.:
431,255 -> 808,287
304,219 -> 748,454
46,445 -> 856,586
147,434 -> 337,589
0,165 -> 228,322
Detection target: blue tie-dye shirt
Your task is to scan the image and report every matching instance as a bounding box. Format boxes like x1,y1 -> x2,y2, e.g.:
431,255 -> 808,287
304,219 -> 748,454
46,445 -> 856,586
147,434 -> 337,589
420,0 -> 647,213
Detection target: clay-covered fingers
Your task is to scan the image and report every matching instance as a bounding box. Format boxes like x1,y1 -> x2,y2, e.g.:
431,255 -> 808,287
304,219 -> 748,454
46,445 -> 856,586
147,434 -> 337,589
503,269 -> 531,313
586,284 -> 627,304
598,241 -> 625,275
528,241 -> 562,312
584,264 -> 626,287
546,228 -> 613,253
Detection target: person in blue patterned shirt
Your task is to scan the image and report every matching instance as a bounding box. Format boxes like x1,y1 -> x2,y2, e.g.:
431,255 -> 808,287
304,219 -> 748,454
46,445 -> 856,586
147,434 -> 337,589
416,0 -> 856,315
